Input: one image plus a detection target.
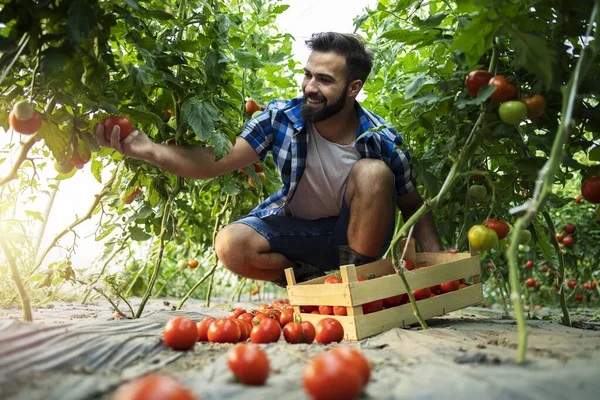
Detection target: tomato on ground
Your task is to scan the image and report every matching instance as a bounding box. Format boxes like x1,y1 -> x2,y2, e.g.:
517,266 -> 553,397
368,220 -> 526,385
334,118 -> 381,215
196,317 -> 214,342
227,343 -> 270,386
250,317 -> 281,344
111,374 -> 195,400
328,347 -> 371,386
283,321 -> 316,344
303,351 -> 363,400
207,318 -> 241,343
163,317 -> 198,350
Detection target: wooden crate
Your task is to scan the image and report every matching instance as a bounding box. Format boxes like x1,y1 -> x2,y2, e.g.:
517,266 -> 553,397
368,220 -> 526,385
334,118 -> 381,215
284,243 -> 483,341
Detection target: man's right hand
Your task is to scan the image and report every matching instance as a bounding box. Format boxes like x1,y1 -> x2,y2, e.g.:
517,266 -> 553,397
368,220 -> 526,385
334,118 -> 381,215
94,123 -> 155,162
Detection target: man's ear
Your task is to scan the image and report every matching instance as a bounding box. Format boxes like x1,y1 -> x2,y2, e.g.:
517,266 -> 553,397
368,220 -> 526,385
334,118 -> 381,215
347,79 -> 363,98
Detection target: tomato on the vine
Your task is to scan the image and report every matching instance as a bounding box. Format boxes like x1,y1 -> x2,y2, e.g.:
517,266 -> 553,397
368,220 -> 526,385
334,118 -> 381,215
582,176 -> 600,203
518,229 -> 532,244
315,317 -> 344,344
468,225 -> 498,250
101,116 -> 133,141
54,160 -> 74,174
71,151 -> 91,169
499,101 -> 527,125
465,70 -> 494,98
470,185 -> 487,200
488,75 -> 517,103
187,259 -> 199,269
525,278 -> 537,288
248,172 -> 266,188
163,317 -> 198,350
227,343 -> 270,386
564,223 -> 576,234
245,99 -> 261,114
563,236 -> 574,247
111,374 -> 195,400
482,219 -> 510,240
120,188 -> 142,204
521,94 -> 546,118
525,260 -> 534,269
9,109 -> 42,135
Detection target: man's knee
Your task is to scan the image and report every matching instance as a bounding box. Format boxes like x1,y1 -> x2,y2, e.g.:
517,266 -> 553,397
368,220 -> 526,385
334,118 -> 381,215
347,158 -> 394,197
214,224 -> 248,271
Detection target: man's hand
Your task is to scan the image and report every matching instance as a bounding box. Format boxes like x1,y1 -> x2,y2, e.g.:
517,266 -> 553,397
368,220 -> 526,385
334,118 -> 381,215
94,123 -> 154,161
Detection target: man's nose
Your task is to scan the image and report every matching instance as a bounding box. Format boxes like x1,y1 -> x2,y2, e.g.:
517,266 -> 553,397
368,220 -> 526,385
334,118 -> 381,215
304,78 -> 318,94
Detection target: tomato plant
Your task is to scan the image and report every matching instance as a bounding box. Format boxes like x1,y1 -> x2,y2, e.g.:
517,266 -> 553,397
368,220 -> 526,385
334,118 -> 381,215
101,116 -> 133,141
469,185 -> 487,200
163,317 -> 198,351
315,318 -> 344,344
227,343 -> 270,386
111,374 -> 195,400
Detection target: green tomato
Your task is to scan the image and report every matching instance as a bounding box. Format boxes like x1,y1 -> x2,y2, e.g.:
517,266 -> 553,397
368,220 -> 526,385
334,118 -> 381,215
468,225 -> 499,251
469,185 -> 487,200
12,100 -> 34,120
177,259 -> 187,272
499,101 -> 528,125
251,110 -> 262,119
518,229 -> 532,244
54,160 -> 74,174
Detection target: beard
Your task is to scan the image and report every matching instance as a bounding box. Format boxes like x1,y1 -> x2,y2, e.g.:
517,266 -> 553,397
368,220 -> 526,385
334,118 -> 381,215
300,85 -> 349,123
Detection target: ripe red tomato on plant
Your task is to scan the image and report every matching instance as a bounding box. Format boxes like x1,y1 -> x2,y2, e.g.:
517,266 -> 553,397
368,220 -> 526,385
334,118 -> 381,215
120,188 -> 142,204
283,321 -> 316,344
9,109 -> 42,135
188,259 -> 199,269
227,343 -> 270,386
250,317 -> 281,344
574,294 -> 584,302
439,280 -> 460,293
521,94 -> 546,118
525,278 -> 537,288
563,236 -> 574,247
540,264 -> 549,273
328,347 -> 371,387
163,317 -> 198,350
207,318 -> 241,343
465,70 -> 494,98
245,99 -> 261,114
196,317 -> 214,342
482,219 -> 510,240
488,75 -> 517,103
315,317 -> 344,344
581,176 -> 600,203
525,260 -> 534,269
555,233 -> 564,242
101,116 -> 133,141
110,374 -> 195,400
567,279 -> 578,289
71,151 -> 91,169
564,223 -> 576,234
303,351 -> 363,400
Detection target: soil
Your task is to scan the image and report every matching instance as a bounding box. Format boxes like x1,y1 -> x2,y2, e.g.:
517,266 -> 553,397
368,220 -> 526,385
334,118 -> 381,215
0,297 -> 599,400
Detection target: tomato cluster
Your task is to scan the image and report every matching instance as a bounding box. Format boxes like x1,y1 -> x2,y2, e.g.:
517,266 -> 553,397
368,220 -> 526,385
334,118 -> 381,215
241,162 -> 266,188
465,70 -> 547,125
555,222 -> 576,249
8,100 -> 42,135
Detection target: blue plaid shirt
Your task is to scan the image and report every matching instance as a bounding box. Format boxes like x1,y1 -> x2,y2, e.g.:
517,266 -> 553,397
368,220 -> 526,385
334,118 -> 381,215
240,97 -> 416,218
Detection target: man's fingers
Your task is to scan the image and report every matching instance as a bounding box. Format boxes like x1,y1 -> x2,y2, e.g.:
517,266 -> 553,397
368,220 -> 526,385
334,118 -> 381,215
94,123 -> 109,147
110,124 -> 122,151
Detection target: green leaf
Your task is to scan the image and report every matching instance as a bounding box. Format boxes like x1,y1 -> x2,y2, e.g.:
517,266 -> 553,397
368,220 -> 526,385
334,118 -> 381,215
25,210 -> 44,223
509,29 -> 555,89
91,159 -> 102,183
135,205 -> 154,220
182,99 -> 219,141
233,49 -> 264,69
95,225 -> 117,241
405,73 -> 438,99
222,181 -> 241,196
40,123 -> 74,164
129,226 -> 152,241
589,146 -> 600,161
450,14 -> 502,67
211,131 -> 230,160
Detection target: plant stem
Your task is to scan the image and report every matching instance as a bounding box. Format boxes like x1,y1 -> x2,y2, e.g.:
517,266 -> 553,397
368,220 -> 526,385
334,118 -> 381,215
230,278 -> 247,303
176,263 -> 218,310
0,234 -> 32,321
135,177 -> 182,318
0,133 -> 40,188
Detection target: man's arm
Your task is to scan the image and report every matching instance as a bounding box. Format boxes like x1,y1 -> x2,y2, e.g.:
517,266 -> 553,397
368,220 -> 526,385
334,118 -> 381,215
397,191 -> 442,252
95,124 -> 260,180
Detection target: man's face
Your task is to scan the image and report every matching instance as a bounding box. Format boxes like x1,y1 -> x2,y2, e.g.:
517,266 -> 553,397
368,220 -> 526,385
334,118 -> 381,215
301,51 -> 350,122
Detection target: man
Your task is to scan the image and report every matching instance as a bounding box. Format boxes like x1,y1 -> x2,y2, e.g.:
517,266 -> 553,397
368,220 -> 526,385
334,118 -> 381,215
95,32 -> 442,287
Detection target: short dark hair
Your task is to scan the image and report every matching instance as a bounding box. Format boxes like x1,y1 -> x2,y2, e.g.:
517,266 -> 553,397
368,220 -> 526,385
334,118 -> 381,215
305,32 -> 373,84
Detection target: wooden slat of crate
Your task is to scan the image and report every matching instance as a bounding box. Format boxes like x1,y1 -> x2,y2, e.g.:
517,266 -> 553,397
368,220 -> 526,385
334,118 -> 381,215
298,284 -> 483,340
286,255 -> 480,307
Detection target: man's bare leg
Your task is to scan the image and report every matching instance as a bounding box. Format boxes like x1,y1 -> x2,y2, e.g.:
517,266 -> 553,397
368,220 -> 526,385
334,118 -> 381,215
344,158 -> 395,260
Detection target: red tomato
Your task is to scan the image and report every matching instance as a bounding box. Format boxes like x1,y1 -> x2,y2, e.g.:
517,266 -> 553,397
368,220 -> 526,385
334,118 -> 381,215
245,99 -> 261,114
563,236 -> 574,247
382,293 -> 408,308
439,280 -> 461,294
101,116 -> 133,141
9,110 -> 42,135
574,294 -> 584,302
329,347 -> 371,386
403,258 -> 416,271
234,319 -> 252,342
238,312 -> 256,324
163,317 -> 198,350
301,305 -> 318,313
207,318 -> 241,343
362,299 -> 383,314
227,343 -> 270,386
250,317 -> 281,344
521,94 -> 546,118
303,351 -> 363,400
71,151 -> 91,168
525,278 -> 537,288
567,279 -> 578,289
413,287 -> 431,301
488,75 -> 517,103
525,260 -> 534,269
315,318 -> 344,344
324,274 -> 342,284
279,308 -> 294,327
318,305 -> 334,315
582,176 -> 600,203
556,233 -> 564,242
228,308 -> 246,319
252,313 -> 268,326
283,321 -> 316,344
564,223 -> 576,234
187,259 -> 198,269
196,317 -> 214,342
465,70 -> 494,98
266,309 -> 282,325
482,219 -> 510,240
111,374 -> 195,400
333,306 -> 348,316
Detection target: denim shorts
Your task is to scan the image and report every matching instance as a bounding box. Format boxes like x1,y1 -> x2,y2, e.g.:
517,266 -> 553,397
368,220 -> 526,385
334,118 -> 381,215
234,191 -> 396,273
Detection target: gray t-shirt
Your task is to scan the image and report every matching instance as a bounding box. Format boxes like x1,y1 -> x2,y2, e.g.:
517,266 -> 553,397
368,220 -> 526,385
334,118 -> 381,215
284,123 -> 361,220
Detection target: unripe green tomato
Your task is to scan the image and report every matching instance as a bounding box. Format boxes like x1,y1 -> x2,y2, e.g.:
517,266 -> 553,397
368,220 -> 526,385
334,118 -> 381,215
468,225 -> 499,250
469,185 -> 487,200
54,160 -> 75,174
518,244 -> 526,252
518,229 -> 532,244
12,100 -> 34,120
499,101 -> 528,125
177,259 -> 187,271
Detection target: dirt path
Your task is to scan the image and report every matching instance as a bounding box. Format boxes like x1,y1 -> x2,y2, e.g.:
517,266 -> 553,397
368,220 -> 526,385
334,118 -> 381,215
0,299 -> 598,400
